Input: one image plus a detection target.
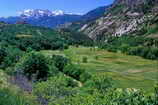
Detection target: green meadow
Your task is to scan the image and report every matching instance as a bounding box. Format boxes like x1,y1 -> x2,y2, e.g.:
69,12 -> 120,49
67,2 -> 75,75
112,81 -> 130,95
41,46 -> 158,93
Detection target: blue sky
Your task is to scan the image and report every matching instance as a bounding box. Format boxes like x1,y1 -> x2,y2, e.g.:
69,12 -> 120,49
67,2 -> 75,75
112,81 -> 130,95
0,0 -> 114,17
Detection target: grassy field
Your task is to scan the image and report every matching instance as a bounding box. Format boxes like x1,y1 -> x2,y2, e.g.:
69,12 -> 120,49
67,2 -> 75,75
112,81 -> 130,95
41,46 -> 158,93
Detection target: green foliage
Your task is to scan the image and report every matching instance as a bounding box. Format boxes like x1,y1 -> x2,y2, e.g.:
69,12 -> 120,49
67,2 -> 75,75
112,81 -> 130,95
33,74 -> 78,104
119,44 -> 130,53
0,88 -> 37,105
99,36 -> 158,60
2,47 -> 23,69
51,55 -> 69,71
0,44 -> 23,69
15,52 -> 58,80
0,24 -> 68,51
154,83 -> 158,103
50,87 -> 158,105
50,93 -> 104,105
0,20 -> 158,105
128,46 -> 158,60
63,64 -> 91,82
85,75 -> 113,93
82,56 -> 88,63
0,47 -> 7,65
79,71 -> 92,83
63,64 -> 84,81
58,28 -> 94,46
0,23 -> 94,51
146,24 -> 158,35
94,55 -> 99,60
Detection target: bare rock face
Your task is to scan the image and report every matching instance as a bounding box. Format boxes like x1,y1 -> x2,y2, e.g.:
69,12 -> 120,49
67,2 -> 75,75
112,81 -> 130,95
113,0 -> 158,8
113,0 -> 146,7
80,0 -> 158,40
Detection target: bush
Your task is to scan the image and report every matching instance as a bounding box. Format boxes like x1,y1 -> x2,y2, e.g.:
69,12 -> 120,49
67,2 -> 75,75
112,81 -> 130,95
51,55 -> 69,71
2,46 -> 23,69
63,64 -> 91,82
51,83 -> 158,105
33,74 -> 78,104
85,75 -> 113,93
64,64 -> 84,81
82,56 -> 88,63
79,71 -> 92,82
0,88 -> 37,105
0,47 -> 7,65
106,45 -> 118,53
15,52 -> 57,81
146,47 -> 158,60
99,36 -> 158,60
119,44 -> 130,53
0,45 -> 23,69
128,46 -> 158,60
94,56 -> 99,60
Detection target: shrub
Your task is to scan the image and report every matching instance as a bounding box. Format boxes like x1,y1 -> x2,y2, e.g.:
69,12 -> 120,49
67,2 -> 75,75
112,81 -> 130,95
64,64 -> 84,81
63,64 -> 91,82
0,47 -> 7,65
79,71 -> 92,82
94,56 -> 99,60
15,52 -> 57,81
33,74 -> 77,104
50,87 -> 158,105
106,45 -> 118,53
119,44 -> 130,53
51,55 -> 69,71
146,47 -> 158,60
82,56 -> 88,63
0,88 -> 37,105
2,46 -> 23,69
128,46 -> 158,60
85,75 -> 113,93
0,45 -> 23,69
128,46 -> 143,56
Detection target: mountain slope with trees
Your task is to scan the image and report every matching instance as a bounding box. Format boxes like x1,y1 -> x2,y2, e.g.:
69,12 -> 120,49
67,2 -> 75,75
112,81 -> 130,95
0,22 -> 92,51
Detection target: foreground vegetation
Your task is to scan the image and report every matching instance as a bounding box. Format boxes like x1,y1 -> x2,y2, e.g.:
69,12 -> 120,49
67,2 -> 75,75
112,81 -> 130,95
0,46 -> 158,105
0,22 -> 158,105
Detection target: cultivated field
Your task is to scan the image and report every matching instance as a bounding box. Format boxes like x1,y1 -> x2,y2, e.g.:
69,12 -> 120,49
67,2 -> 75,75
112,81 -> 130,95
41,46 -> 158,93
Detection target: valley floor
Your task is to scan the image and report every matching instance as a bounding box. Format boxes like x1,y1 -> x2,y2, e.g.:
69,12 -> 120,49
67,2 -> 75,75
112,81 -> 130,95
41,46 -> 158,93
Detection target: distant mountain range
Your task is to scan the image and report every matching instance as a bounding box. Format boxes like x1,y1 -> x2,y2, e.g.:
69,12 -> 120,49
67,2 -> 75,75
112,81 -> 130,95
81,5 -> 110,22
0,7 -> 108,28
0,9 -> 82,28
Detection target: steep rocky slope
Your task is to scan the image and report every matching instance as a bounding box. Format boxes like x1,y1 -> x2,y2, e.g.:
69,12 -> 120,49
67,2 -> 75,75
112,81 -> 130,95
80,0 -> 158,40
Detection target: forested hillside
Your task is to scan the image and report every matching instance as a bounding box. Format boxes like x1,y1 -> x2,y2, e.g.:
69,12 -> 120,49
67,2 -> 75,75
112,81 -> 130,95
0,22 -> 92,51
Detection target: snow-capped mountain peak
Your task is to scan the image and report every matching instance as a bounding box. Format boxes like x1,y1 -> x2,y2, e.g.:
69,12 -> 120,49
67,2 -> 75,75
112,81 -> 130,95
20,9 -> 53,18
19,9 -> 82,18
52,10 -> 64,16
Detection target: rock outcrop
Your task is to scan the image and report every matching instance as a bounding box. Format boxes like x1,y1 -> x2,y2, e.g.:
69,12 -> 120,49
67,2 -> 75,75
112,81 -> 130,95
80,0 -> 158,40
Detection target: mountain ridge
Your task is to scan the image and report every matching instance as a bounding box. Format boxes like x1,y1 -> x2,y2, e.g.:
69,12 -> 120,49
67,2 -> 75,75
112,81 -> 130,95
0,6 -> 111,28
0,9 -> 82,28
79,0 -> 158,40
